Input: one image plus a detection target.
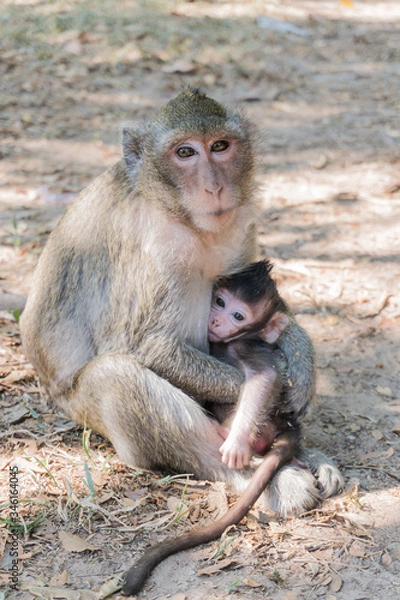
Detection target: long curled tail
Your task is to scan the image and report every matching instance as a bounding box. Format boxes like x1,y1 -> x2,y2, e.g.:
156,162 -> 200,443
122,432 -> 298,596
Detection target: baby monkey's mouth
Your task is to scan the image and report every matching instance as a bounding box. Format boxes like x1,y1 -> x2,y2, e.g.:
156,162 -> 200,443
208,330 -> 222,342
208,329 -> 240,344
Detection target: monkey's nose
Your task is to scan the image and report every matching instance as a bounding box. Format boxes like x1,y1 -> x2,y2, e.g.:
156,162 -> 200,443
205,185 -> 223,198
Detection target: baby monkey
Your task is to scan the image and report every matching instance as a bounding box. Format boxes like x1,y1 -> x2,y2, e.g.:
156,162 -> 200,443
209,260 -> 296,469
122,260 -> 312,595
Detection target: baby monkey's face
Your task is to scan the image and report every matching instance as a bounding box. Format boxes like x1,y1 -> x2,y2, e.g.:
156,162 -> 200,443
208,287 -> 265,343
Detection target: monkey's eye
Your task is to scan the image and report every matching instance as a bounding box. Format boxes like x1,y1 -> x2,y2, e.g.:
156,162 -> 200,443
176,146 -> 196,159
211,140 -> 229,153
215,296 -> 225,308
233,312 -> 245,321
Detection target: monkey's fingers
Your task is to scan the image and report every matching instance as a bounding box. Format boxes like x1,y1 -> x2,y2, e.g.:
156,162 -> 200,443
220,440 -> 251,469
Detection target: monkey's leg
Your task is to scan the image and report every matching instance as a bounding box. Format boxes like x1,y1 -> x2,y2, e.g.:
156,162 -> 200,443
59,355 -> 336,515
61,353 -> 252,485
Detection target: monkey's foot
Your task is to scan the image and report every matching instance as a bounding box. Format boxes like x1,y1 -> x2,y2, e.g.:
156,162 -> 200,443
298,448 -> 344,499
264,448 -> 343,516
266,464 -> 322,517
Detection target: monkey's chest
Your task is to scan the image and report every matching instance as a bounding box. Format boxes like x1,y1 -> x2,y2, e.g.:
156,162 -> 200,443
175,276 -> 211,352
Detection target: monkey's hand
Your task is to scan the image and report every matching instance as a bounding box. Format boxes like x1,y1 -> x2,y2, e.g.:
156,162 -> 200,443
220,431 -> 252,469
135,334 -> 244,404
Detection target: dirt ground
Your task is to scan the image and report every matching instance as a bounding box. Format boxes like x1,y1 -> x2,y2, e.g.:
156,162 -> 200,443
1,1 -> 400,599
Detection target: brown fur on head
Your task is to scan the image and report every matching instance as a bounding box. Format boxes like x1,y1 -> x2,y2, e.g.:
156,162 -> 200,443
214,259 -> 287,324
122,88 -> 258,230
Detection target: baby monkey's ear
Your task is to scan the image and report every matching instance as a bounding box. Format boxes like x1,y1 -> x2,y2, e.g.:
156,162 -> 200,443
259,312 -> 289,344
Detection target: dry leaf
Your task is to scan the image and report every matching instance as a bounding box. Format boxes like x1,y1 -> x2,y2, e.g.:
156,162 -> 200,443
18,542 -> 32,560
311,154 -> 328,169
242,578 -> 263,588
172,594 -> 187,600
0,572 -> 11,586
1,369 -> 35,386
207,482 -> 228,518
355,293 -> 390,318
320,575 -> 332,587
329,574 -> 343,592
98,491 -> 118,504
371,429 -> 384,441
377,386 -> 393,397
124,487 -> 148,502
349,542 -> 366,558
3,404 -> 30,424
59,530 -> 100,553
123,497 -> 139,507
349,423 -> 361,432
197,558 -> 237,576
190,505 -> 201,522
97,575 -> 123,598
381,551 -> 393,567
339,511 -> 374,536
49,570 -> 68,586
24,585 -> 97,599
21,439 -> 38,454
393,421 -> 400,434
167,496 -> 182,511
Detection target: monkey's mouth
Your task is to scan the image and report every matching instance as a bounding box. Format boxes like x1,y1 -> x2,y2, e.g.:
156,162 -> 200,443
208,330 -> 236,343
208,330 -> 222,342
209,329 -> 244,343
206,206 -> 235,217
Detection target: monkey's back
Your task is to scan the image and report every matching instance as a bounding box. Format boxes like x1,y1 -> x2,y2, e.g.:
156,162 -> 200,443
21,163 -> 158,391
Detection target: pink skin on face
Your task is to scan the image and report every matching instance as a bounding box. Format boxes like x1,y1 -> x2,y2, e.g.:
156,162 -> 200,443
208,288 -> 265,343
170,137 -> 241,233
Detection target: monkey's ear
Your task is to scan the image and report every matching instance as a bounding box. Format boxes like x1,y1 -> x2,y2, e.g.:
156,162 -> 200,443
259,312 -> 289,344
123,126 -> 145,178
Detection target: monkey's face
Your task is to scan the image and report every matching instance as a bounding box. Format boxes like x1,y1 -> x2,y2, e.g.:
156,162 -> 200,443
161,136 -> 252,233
208,288 -> 265,343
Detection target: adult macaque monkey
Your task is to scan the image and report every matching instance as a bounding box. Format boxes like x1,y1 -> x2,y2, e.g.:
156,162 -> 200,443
20,88 -> 343,594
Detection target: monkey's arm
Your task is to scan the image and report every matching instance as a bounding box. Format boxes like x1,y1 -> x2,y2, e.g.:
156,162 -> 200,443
135,335 -> 244,404
220,367 -> 279,469
275,320 -> 315,417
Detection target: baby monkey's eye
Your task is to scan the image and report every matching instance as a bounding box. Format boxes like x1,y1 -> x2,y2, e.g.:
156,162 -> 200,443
233,312 -> 245,321
215,296 -> 225,308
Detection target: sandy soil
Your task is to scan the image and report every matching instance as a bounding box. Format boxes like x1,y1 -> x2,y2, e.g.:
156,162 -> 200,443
1,1 -> 399,599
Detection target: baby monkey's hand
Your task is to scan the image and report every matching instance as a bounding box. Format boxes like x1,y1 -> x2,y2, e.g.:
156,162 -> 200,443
220,430 -> 252,469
